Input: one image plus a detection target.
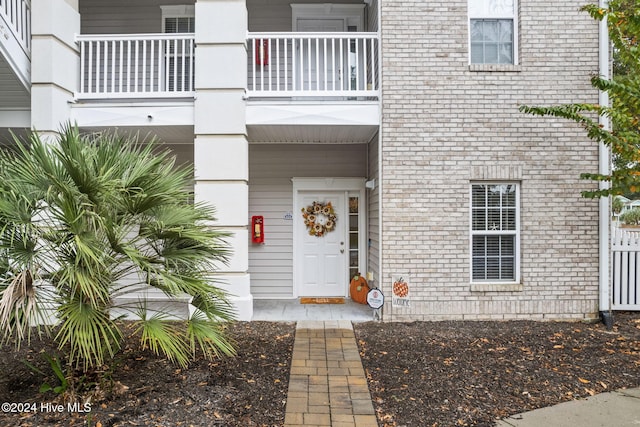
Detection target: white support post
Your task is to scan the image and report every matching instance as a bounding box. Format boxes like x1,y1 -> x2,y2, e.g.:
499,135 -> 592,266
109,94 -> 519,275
30,0 -> 79,133
599,0 -> 612,327
194,0 -> 252,320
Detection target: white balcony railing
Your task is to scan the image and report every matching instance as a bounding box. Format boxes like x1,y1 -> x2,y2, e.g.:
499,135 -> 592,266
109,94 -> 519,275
77,33 -> 195,99
76,32 -> 380,100
248,32 -> 379,98
0,0 -> 30,56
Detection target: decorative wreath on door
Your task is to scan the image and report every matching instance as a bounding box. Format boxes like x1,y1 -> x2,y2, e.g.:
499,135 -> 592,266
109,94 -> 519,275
301,201 -> 337,237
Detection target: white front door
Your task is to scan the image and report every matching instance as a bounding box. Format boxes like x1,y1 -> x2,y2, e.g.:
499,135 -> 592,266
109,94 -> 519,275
297,191 -> 347,297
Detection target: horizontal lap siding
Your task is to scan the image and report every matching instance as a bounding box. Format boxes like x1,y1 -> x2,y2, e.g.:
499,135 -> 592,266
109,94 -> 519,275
249,144 -> 367,298
368,134 -> 380,287
82,0 -> 368,35
80,0 -> 194,34
248,0 -> 295,32
249,180 -> 294,298
247,0 -> 368,32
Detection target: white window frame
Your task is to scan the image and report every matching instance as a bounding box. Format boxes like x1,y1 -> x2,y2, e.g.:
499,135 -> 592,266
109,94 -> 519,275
160,5 -> 195,32
468,0 -> 518,65
469,182 -> 520,285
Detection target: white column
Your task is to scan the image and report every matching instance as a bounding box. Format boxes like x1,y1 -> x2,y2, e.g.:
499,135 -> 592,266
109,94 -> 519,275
598,0 -> 612,326
30,0 -> 79,135
194,0 -> 252,320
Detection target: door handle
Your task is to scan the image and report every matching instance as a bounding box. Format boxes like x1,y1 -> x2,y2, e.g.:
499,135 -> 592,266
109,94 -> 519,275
340,249 -> 344,254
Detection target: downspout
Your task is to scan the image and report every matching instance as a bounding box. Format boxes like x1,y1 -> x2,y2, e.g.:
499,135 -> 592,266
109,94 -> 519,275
598,0 -> 613,328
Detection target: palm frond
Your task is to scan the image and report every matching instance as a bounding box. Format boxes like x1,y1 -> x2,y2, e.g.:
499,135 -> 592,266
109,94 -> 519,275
54,298 -> 122,370
0,269 -> 40,346
134,307 -> 190,368
191,288 -> 237,322
187,310 -> 236,359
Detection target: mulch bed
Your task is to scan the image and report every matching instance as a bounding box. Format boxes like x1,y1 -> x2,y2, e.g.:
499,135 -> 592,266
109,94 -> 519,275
0,313 -> 638,427
354,312 -> 640,427
0,322 -> 296,427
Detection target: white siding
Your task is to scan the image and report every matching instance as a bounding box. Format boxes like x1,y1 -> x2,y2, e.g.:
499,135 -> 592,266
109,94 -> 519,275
367,0 -> 378,32
367,134 -> 379,287
81,0 -> 372,34
249,143 -> 367,298
247,0 -> 374,32
80,0 -> 195,34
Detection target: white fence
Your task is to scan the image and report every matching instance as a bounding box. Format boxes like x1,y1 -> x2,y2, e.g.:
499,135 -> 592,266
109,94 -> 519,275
247,32 -> 379,97
611,227 -> 640,310
76,33 -> 195,98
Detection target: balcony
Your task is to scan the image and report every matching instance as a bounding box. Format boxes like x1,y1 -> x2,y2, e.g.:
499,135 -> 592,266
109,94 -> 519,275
247,32 -> 379,99
245,32 -> 380,143
76,32 -> 379,101
74,31 -> 379,144
77,33 -> 195,99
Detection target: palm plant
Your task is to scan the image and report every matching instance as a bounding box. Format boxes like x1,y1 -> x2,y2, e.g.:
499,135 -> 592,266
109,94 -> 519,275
0,124 -> 236,370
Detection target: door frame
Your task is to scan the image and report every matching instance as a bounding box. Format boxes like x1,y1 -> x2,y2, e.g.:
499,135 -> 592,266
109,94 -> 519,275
292,177 -> 366,298
291,4 -> 365,32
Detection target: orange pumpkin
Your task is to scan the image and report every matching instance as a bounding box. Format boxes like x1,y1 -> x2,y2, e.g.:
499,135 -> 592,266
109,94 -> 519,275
350,274 -> 369,304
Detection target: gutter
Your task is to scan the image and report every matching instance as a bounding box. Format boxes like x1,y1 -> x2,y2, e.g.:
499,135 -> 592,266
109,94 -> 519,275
598,0 -> 613,328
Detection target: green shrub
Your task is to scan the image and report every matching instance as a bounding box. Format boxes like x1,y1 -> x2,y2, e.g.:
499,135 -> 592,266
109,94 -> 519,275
0,124 -> 235,371
620,208 -> 640,225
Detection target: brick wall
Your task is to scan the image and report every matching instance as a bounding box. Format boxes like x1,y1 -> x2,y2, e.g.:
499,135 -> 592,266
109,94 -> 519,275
380,0 -> 601,321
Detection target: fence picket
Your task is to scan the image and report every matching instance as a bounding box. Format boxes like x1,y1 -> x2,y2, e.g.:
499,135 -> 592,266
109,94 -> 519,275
611,227 -> 640,310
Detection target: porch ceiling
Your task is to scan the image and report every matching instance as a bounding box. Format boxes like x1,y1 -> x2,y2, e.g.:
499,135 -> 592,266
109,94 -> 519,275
79,123 -> 378,144
247,124 -> 377,143
246,100 -> 379,143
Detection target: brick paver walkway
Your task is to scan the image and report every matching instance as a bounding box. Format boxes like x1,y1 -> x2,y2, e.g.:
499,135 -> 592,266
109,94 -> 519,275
284,320 -> 378,427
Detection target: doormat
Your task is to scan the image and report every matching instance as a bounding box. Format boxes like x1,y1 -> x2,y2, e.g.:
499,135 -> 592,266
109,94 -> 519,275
300,297 -> 345,304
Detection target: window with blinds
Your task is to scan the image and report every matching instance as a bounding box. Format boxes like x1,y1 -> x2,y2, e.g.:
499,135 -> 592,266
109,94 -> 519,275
471,183 -> 519,282
161,5 -> 195,33
164,17 -> 195,34
468,0 -> 518,65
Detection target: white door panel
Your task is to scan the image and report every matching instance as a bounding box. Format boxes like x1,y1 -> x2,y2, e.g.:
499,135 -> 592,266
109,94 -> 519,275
297,191 -> 347,297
